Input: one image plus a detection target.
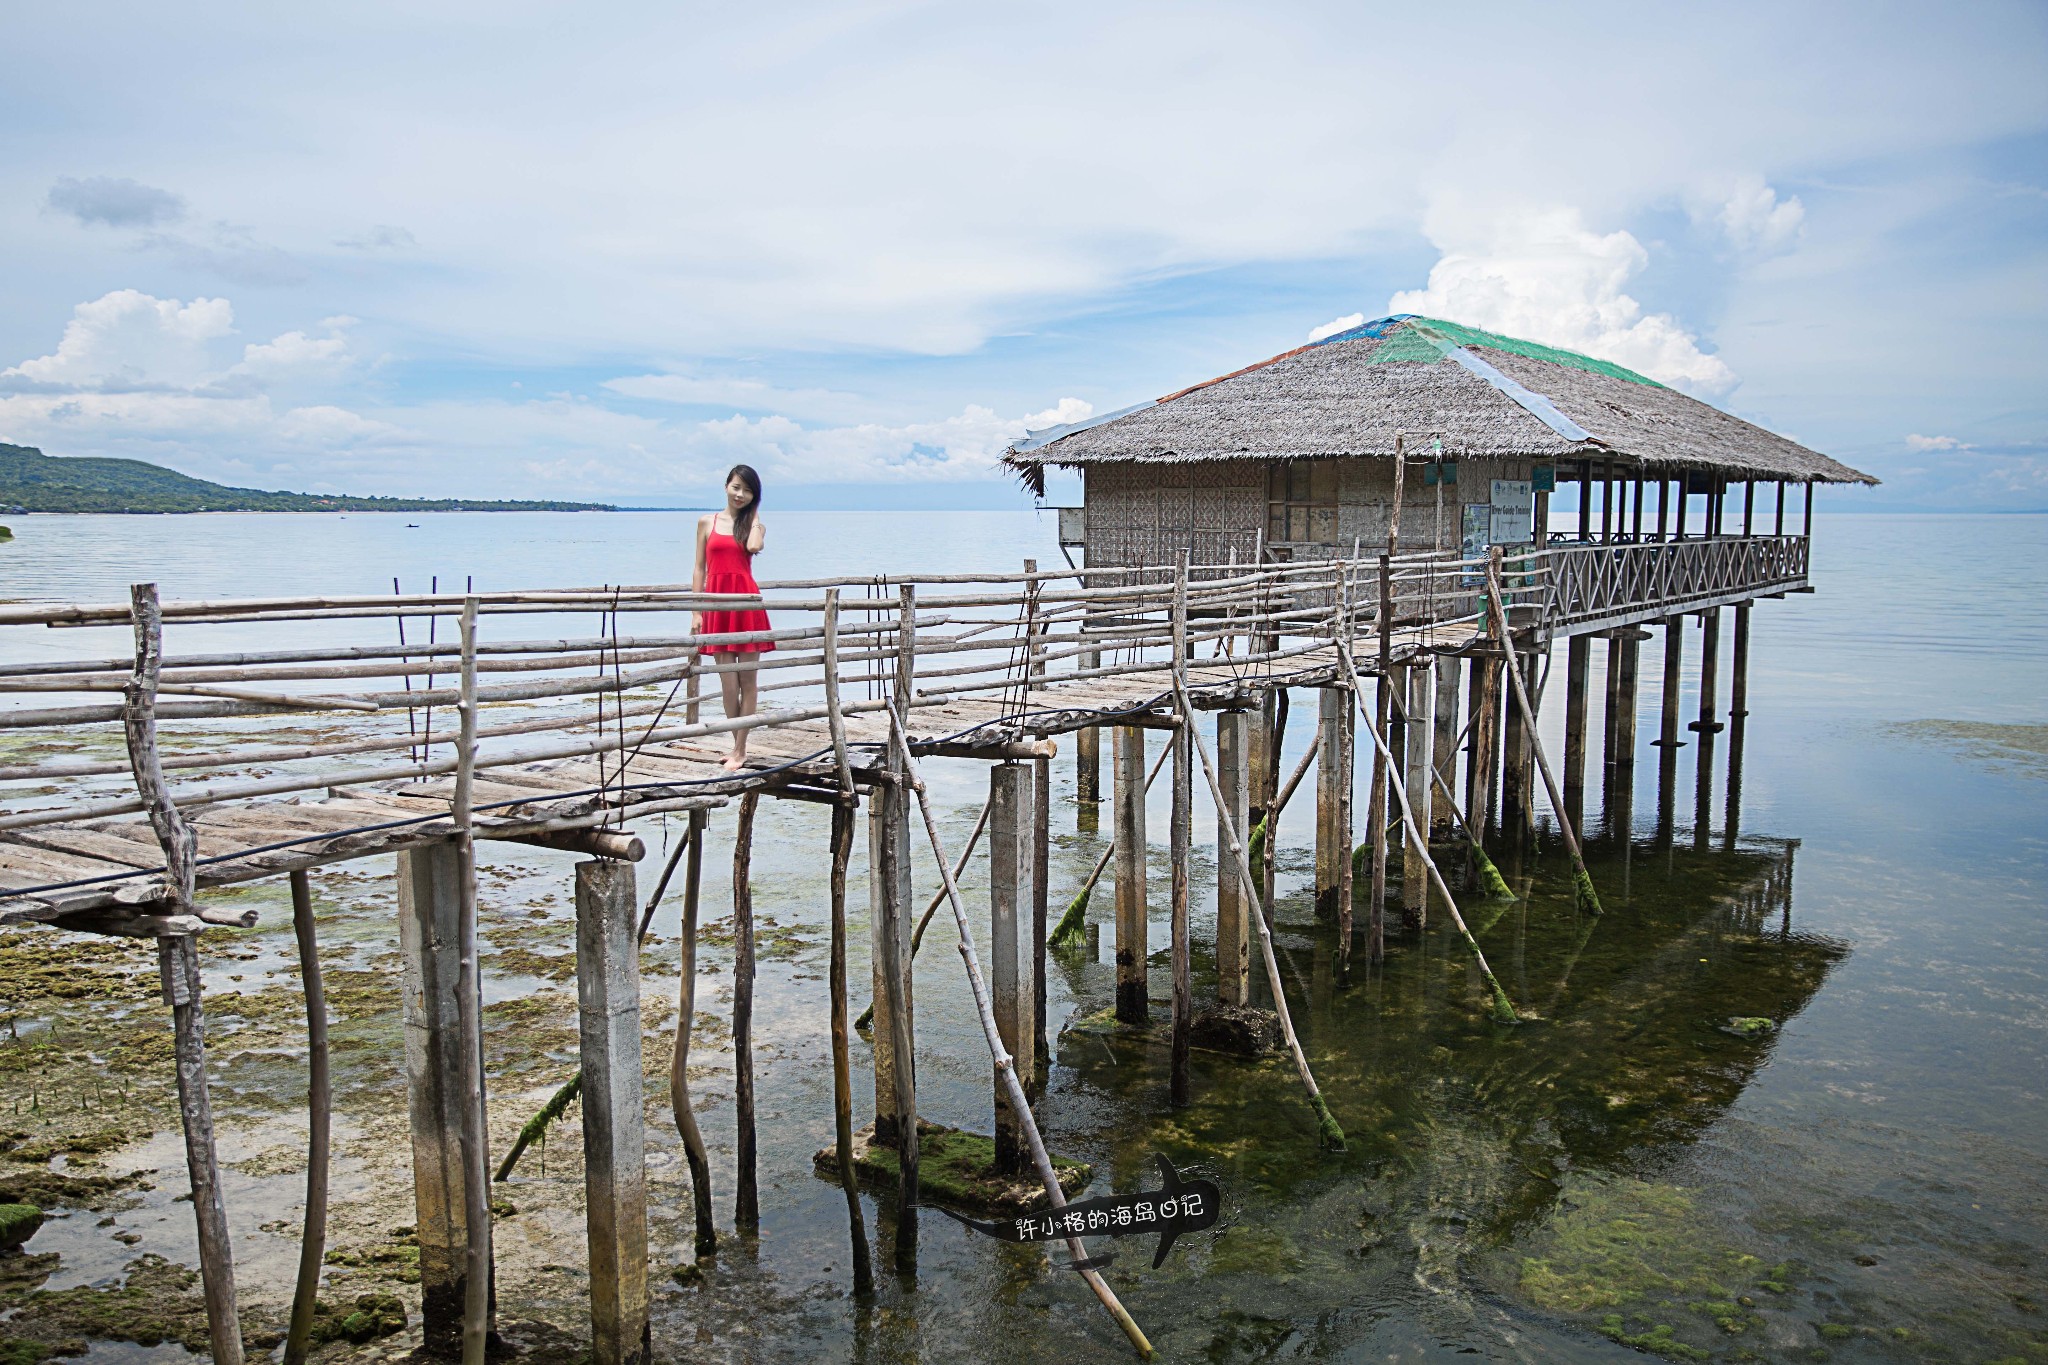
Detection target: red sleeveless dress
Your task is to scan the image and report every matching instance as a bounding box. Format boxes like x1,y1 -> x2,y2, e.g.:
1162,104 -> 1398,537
700,526 -> 772,654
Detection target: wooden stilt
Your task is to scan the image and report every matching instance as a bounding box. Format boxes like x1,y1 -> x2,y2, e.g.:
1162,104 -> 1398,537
826,799 -> 873,1295
1113,725 -> 1149,1024
732,792 -> 760,1232
1430,656 -> 1460,842
987,763 -> 1036,1174
576,857 -> 650,1365
1401,661 -> 1433,929
121,583 -> 244,1365
284,869 -> 330,1365
1215,710 -> 1252,1006
451,598 -> 490,1365
1658,617 -> 1685,751
1466,653 -> 1502,841
1692,608 -> 1722,734
159,935 -> 246,1365
879,585 -> 919,1264
1368,554 -> 1392,961
1170,565 -> 1193,1105
1607,634 -> 1640,840
1314,688 -> 1347,919
1563,634 -> 1591,832
670,809 -> 716,1256
397,842 -> 492,1359
1031,753 -> 1051,1091
1729,602 -> 1752,725
1076,646 -> 1100,824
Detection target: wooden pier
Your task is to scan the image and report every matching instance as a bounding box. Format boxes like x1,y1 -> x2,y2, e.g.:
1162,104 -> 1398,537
0,532 -> 1816,1361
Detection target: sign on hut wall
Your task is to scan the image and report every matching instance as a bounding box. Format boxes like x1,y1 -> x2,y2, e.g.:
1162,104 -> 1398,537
1490,479 -> 1533,545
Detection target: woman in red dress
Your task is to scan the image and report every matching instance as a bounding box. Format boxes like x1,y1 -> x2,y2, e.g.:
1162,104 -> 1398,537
693,464 -> 772,770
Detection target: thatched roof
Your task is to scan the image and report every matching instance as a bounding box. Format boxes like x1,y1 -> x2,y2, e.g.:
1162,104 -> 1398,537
1005,315 -> 1876,486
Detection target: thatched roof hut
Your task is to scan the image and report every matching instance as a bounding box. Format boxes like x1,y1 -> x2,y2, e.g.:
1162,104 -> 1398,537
1004,314 -> 1876,490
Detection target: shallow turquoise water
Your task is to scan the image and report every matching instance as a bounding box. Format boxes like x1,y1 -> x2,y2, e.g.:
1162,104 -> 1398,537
1,510 -> 2043,1361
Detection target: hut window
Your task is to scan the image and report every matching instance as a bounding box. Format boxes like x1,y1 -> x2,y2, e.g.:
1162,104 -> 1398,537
1267,460 -> 1339,545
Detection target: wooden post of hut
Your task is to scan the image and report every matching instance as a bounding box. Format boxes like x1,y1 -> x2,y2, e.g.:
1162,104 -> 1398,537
1400,661 -> 1433,929
1113,725 -> 1149,1024
1075,645 -> 1101,825
987,762 -> 1036,1173
1729,602 -> 1753,728
1466,654 -> 1502,839
1500,652 -> 1535,841
1608,631 -> 1641,834
1314,687 -> 1352,920
1563,634 -> 1592,832
1214,710 -> 1252,1006
397,843 -> 494,1358
1692,608 -> 1723,735
1430,657 -> 1460,842
575,857 -> 651,1365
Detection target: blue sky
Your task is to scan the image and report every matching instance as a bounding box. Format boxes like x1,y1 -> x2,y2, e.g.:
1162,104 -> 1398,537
2,1 -> 2043,510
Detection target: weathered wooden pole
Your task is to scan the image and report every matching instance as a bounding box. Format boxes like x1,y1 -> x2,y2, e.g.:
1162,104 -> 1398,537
1430,656 -> 1460,842
1169,563 -> 1193,1106
731,791 -> 760,1232
1658,616 -> 1685,752
1367,553 -> 1393,960
1076,645 -> 1101,824
1729,602 -> 1752,727
826,799 -> 873,1295
987,763 -> 1036,1174
1031,753 -> 1051,1088
875,584 -> 918,1263
397,840 -> 492,1360
1563,634 -> 1592,833
1314,687 -> 1349,920
1215,710 -> 1252,1006
1113,724 -> 1149,1024
122,583 -> 244,1365
450,598 -> 491,1365
670,808 -> 715,1256
284,869 -> 330,1365
1401,661 -> 1434,929
576,857 -> 650,1365
1608,633 -> 1640,838
1465,653 -> 1502,841
1692,608 -> 1723,736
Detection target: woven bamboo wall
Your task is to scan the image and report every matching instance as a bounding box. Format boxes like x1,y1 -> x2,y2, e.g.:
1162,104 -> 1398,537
1083,456 -> 1537,570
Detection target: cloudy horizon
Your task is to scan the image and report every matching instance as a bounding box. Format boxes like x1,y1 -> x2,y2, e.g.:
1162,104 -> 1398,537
3,2 -> 2043,511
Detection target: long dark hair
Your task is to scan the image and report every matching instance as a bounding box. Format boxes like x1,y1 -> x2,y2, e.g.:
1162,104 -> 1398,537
725,463 -> 763,550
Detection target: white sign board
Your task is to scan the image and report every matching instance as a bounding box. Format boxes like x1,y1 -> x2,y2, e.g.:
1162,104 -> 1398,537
1490,479 -> 1533,544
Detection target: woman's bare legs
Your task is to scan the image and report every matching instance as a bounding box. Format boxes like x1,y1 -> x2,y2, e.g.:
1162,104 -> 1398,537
719,654 -> 762,770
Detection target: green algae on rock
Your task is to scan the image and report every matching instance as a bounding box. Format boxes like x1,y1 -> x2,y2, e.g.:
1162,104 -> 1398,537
815,1120 -> 1090,1218
0,1203 -> 40,1250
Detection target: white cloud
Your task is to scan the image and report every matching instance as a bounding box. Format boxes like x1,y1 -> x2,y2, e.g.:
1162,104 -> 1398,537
1708,175 -> 1806,253
1308,313 -> 1365,342
1905,433 -> 1971,451
4,289 -> 235,389
1388,204 -> 1739,395
336,225 -> 416,250
229,325 -> 354,385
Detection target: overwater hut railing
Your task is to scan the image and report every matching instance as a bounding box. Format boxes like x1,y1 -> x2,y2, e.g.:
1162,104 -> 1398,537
1535,534 -> 1809,634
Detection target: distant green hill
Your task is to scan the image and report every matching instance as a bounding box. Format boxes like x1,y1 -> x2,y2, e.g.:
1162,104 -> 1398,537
0,443 -> 614,513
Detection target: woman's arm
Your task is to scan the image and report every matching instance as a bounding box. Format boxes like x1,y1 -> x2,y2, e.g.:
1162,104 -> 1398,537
745,515 -> 765,555
692,514 -> 710,633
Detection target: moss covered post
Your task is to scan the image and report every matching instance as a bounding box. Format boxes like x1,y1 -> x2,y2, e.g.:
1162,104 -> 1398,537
871,587 -> 918,1264
575,857 -> 650,1365
1314,687 -> 1350,920
1431,656 -> 1461,842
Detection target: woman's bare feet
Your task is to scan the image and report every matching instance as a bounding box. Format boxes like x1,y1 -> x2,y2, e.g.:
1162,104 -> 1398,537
721,750 -> 748,772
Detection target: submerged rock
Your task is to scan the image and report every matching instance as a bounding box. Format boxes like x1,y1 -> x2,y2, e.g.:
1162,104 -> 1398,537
1719,1016 -> 1777,1039
1189,1004 -> 1282,1057
0,1204 -> 40,1251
